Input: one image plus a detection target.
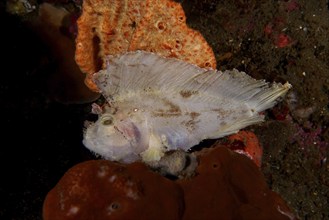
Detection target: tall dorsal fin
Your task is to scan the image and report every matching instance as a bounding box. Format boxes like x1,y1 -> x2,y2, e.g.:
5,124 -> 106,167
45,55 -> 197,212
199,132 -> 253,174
94,50 -> 291,112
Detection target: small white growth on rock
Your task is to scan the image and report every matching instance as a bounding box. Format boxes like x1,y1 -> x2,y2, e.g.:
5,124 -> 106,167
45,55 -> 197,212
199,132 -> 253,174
97,165 -> 108,178
66,205 -> 79,216
109,175 -> 117,183
126,188 -> 139,200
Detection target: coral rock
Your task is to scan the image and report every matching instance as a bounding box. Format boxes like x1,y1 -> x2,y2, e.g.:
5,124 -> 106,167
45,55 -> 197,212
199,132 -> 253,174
43,160 -> 184,220
179,146 -> 296,220
75,0 -> 217,91
226,130 -> 263,167
43,145 -> 297,220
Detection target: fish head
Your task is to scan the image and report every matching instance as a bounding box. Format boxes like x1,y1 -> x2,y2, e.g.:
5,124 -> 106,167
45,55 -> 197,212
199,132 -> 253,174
83,113 -> 147,163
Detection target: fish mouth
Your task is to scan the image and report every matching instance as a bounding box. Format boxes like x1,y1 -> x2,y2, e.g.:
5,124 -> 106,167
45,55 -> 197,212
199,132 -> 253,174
114,120 -> 142,145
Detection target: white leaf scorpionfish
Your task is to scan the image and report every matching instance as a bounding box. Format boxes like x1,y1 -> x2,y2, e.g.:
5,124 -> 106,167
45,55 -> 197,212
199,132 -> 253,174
83,51 -> 291,163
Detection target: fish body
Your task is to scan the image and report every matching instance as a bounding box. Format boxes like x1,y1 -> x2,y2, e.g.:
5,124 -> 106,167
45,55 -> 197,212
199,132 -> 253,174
83,51 -> 291,163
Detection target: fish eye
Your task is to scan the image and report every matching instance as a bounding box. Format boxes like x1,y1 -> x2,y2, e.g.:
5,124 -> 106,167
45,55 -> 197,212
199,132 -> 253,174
101,116 -> 113,125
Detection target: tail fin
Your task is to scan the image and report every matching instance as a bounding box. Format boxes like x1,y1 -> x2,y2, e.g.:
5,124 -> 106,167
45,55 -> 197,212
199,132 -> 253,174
248,81 -> 292,112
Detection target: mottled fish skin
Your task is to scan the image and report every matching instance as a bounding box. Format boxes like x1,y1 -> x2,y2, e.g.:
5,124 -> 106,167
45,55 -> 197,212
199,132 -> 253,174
83,50 -> 291,163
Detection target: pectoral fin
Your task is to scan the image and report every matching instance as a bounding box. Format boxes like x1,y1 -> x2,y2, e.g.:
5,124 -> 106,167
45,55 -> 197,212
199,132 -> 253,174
140,133 -> 165,162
